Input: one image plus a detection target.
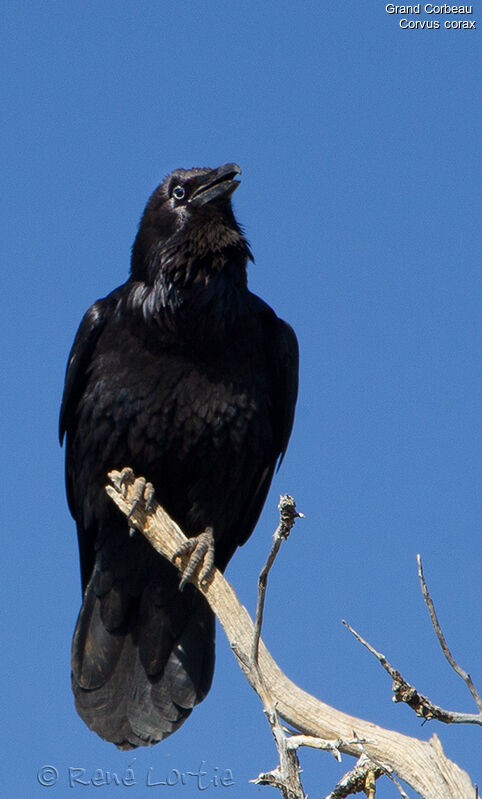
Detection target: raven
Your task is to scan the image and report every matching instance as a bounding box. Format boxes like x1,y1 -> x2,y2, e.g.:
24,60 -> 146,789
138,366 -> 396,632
60,163 -> 298,749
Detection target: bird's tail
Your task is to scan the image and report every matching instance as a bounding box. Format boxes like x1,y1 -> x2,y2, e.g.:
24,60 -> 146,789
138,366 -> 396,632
71,557 -> 214,749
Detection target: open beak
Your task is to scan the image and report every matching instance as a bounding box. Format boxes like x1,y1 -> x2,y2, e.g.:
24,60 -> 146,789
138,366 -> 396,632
189,163 -> 241,207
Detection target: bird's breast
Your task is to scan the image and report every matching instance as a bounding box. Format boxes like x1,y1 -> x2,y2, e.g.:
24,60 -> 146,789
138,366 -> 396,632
79,320 -> 272,473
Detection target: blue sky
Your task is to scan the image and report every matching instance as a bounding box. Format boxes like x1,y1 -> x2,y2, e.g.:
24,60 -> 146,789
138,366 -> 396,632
1,2 -> 480,797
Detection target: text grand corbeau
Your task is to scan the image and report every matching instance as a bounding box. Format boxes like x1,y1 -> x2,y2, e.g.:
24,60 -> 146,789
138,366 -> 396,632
386,5 -> 473,13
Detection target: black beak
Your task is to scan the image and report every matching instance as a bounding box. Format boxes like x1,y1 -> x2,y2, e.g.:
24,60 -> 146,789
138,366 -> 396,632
189,163 -> 241,207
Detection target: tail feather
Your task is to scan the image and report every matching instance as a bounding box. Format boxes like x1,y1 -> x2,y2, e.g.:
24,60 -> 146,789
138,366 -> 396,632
71,582 -> 125,690
71,569 -> 214,749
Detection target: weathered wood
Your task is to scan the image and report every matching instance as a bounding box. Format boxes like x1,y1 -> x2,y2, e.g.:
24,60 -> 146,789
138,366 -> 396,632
106,469 -> 475,799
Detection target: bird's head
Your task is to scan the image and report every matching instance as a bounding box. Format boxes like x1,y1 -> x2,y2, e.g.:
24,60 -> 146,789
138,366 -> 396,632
167,162 -> 241,210
131,163 -> 251,282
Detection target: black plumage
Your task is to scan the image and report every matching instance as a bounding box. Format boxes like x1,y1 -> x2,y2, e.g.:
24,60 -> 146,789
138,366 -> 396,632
60,163 -> 298,749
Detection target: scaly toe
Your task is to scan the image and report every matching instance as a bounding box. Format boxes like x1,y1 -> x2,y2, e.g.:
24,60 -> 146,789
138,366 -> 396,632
144,482 -> 155,512
124,476 -> 156,537
119,467 -> 135,497
173,527 -> 215,590
127,477 -> 146,520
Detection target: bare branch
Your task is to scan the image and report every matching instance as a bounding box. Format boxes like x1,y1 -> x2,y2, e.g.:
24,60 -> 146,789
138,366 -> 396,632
252,494 -> 303,665
355,745 -> 413,799
105,469 -> 476,799
324,754 -> 383,799
251,706 -> 307,799
326,749 -> 412,799
342,620 -> 482,725
249,496 -> 306,798
417,554 -> 482,713
286,734 -> 370,762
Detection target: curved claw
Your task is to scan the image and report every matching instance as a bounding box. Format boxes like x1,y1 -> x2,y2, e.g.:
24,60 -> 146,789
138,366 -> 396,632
173,527 -> 215,590
118,473 -> 155,536
143,482 -> 155,513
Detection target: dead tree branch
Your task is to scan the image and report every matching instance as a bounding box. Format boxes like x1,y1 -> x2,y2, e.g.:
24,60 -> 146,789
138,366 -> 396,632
324,755 -> 383,799
417,554 -> 482,714
342,621 -> 482,726
106,468 -> 476,799
250,707 -> 306,799
246,494 -> 307,798
252,494 -> 303,666
343,558 -> 482,727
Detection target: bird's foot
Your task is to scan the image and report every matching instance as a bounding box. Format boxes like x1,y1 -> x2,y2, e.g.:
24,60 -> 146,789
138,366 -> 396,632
116,468 -> 155,536
173,527 -> 215,590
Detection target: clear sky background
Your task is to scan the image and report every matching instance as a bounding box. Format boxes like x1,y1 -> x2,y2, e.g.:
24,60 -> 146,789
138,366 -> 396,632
1,3 -> 480,798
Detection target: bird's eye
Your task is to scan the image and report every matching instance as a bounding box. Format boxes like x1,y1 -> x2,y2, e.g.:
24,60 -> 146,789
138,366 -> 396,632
172,185 -> 185,200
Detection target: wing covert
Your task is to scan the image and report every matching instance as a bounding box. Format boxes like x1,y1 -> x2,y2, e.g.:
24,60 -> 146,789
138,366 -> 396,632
59,295 -> 115,445
273,317 -> 299,469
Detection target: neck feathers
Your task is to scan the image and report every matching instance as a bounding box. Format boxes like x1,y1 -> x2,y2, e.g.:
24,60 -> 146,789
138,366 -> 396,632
128,216 -> 253,327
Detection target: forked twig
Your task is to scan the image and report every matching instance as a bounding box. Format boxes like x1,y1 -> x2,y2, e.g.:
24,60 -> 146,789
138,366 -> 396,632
417,554 -> 482,713
343,554 -> 482,726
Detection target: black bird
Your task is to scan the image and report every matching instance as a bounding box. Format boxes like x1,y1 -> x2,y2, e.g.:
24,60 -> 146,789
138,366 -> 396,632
60,163 -> 298,749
